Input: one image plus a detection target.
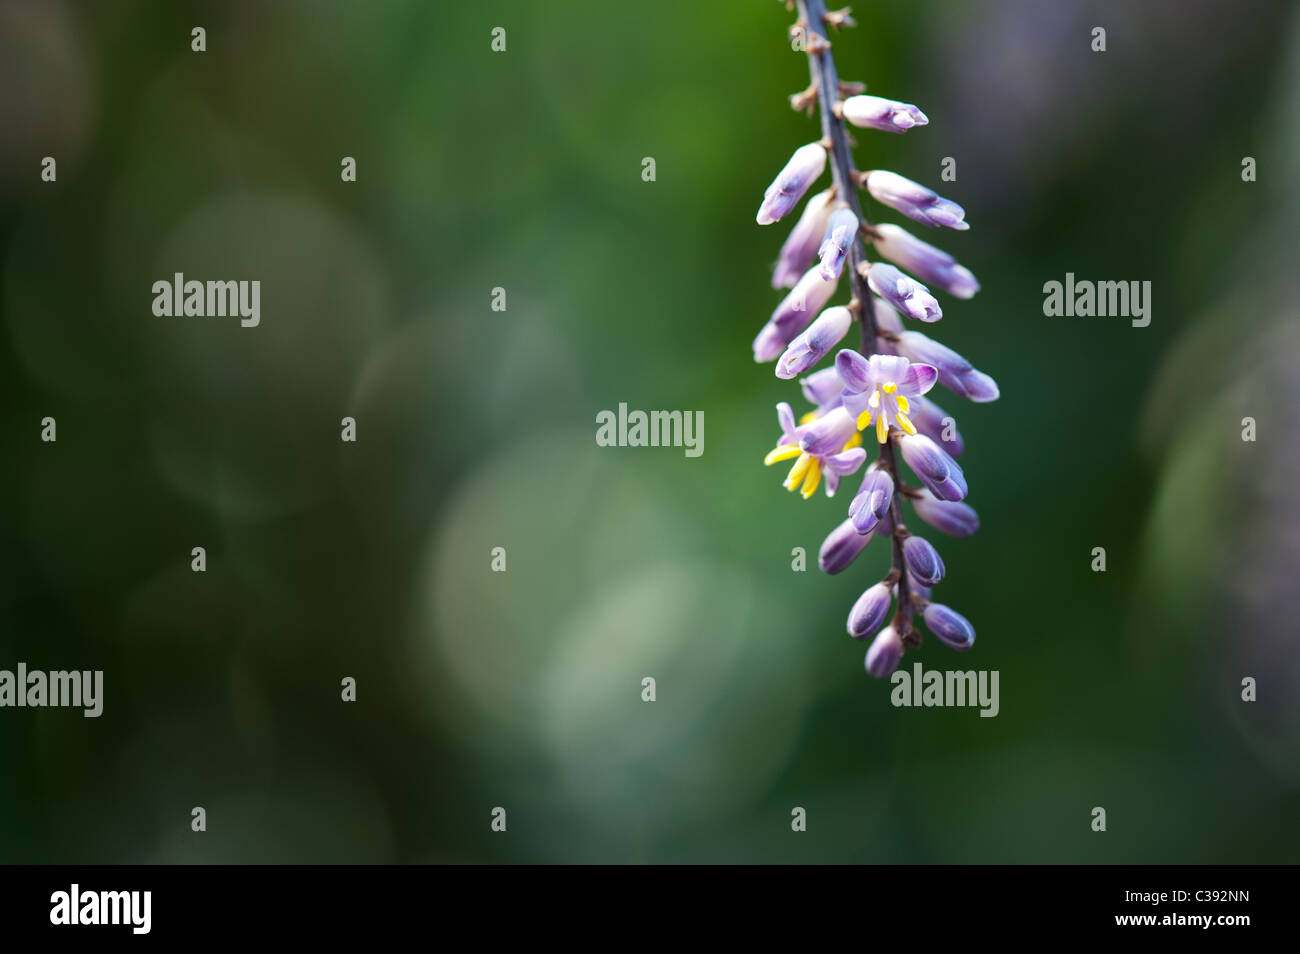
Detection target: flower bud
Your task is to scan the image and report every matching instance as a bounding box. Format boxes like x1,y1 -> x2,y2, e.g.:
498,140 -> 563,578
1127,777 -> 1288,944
776,306 -> 853,379
909,395 -> 964,456
864,170 -> 968,230
849,467 -> 894,533
923,603 -> 975,651
841,95 -> 929,134
865,625 -> 904,678
769,266 -> 839,339
817,208 -> 858,280
819,518 -> 875,575
752,321 -> 790,363
773,189 -> 834,288
911,489 -> 979,538
957,369 -> 1000,403
871,223 -> 979,298
757,143 -> 827,225
848,583 -> 893,639
867,263 -> 942,322
898,433 -> 968,502
902,534 -> 945,586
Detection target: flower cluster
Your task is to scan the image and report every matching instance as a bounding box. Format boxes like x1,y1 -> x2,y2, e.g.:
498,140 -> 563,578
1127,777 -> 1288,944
753,1 -> 998,679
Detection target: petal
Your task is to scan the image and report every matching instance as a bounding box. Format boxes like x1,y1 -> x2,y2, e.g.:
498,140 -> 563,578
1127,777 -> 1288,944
901,362 -> 938,395
835,349 -> 872,392
824,447 -> 867,476
776,401 -> 797,438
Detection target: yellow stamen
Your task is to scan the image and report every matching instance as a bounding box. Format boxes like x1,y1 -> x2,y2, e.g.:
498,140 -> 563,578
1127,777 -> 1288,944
868,390 -> 880,409
856,410 -> 872,430
843,431 -> 862,450
800,459 -> 823,498
896,411 -> 917,436
883,382 -> 897,394
784,453 -> 812,491
798,410 -> 819,425
895,395 -> 910,413
764,443 -> 803,466
875,413 -> 888,444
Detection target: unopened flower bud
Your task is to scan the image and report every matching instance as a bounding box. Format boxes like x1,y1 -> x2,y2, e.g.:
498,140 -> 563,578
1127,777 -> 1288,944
757,143 -> 827,225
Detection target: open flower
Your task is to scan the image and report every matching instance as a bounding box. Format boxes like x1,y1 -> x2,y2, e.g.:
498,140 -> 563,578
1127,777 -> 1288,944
764,402 -> 865,498
834,351 -> 938,444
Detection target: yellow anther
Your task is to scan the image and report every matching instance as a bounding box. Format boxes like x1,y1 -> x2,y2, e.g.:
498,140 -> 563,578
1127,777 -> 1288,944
764,443 -> 803,466
856,410 -> 872,430
883,382 -> 897,394
843,431 -> 862,450
869,391 -> 880,408
798,410 -> 819,425
785,453 -> 812,491
875,413 -> 888,444
895,395 -> 910,413
896,411 -> 917,436
800,460 -> 823,498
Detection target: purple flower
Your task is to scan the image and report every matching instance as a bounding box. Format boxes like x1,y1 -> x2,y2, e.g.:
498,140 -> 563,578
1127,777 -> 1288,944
923,603 -> 975,651
848,582 -> 893,639
817,208 -> 858,280
864,170 -> 969,230
871,223 -> 980,299
865,625 -> 904,678
893,331 -> 999,404
867,263 -> 943,322
773,189 -> 833,288
757,143 -> 828,226
849,466 -> 894,533
898,433 -> 968,502
841,94 -> 929,134
819,517 -> 878,575
776,306 -> 852,379
912,489 -> 980,537
902,534 -> 945,586
835,351 -> 937,444
765,403 -> 865,499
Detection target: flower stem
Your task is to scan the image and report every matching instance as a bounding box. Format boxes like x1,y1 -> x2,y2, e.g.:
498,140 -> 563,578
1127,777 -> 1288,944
795,0 -> 916,644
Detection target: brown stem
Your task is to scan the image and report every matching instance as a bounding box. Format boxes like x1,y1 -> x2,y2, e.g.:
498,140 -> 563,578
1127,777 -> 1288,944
794,0 -> 916,644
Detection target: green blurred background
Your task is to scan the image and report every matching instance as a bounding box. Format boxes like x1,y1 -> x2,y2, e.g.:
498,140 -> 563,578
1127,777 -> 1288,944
1,0 -> 1298,863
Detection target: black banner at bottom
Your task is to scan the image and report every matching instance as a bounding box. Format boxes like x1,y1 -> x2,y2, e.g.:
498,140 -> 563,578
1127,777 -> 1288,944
0,864 -> 1277,939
